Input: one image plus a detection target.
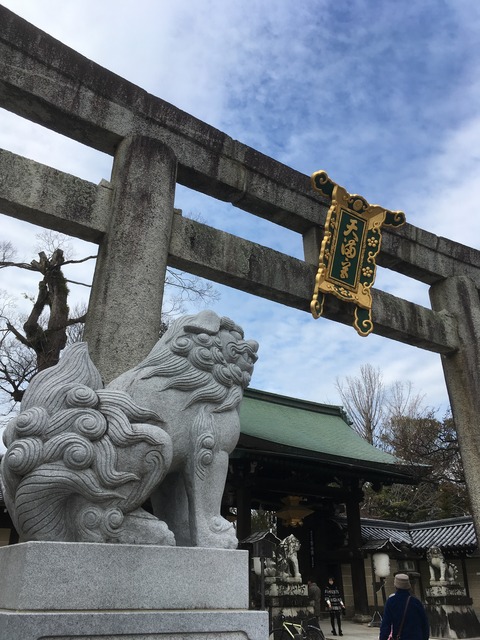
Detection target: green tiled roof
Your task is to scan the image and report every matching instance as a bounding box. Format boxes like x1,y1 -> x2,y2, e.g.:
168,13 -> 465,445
239,388 -> 404,467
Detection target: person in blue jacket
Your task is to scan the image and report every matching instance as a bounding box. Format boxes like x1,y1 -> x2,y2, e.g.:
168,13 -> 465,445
380,574 -> 429,640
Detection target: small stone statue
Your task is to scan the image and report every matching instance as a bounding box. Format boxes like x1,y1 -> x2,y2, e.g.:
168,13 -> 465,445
427,546 -> 458,583
277,534 -> 302,582
1,311 -> 258,549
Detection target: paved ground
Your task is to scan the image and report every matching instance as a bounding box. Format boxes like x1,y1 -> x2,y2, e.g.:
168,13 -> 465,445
320,620 -> 380,640
321,620 -> 480,640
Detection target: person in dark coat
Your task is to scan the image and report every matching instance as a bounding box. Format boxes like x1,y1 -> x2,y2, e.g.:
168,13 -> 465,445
308,578 -> 322,628
380,574 -> 430,640
324,576 -> 345,636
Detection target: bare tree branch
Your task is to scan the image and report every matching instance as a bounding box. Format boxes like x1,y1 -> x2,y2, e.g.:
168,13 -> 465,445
337,364 -> 467,520
63,255 -> 97,266
0,231 -> 220,414
0,240 -> 16,263
65,279 -> 92,288
335,364 -> 386,445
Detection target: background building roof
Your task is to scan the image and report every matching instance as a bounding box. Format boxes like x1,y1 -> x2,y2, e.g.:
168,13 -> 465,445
238,389 -> 423,483
356,516 -> 477,553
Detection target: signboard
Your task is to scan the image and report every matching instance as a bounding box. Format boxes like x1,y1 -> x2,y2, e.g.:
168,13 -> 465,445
311,170 -> 406,336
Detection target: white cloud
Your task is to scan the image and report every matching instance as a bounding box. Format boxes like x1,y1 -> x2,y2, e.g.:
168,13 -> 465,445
1,0 -> 478,419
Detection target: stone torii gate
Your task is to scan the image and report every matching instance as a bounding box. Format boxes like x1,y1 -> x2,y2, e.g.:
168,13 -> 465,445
1,6 -> 480,618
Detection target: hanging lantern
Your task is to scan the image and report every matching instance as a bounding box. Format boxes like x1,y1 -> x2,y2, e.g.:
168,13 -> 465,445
275,496 -> 314,527
373,552 -> 390,578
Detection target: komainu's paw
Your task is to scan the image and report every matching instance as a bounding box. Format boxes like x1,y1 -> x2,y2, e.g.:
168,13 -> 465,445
197,516 -> 238,549
120,509 -> 176,546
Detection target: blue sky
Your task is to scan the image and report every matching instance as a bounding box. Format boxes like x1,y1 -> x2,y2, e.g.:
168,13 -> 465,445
1,0 -> 479,418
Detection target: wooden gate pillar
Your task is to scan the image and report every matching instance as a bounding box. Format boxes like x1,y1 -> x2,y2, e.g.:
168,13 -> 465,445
236,484 -> 252,542
345,481 -> 369,617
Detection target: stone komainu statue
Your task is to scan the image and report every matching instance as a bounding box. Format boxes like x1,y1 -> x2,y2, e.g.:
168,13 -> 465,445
1,311 -> 258,549
426,546 -> 458,583
277,534 -> 302,581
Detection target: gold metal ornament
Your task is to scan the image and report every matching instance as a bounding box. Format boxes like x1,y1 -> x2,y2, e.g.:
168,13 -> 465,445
310,171 -> 406,336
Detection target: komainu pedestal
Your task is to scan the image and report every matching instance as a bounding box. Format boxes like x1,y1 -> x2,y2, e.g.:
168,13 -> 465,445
262,535 -> 313,626
425,583 -> 480,638
425,547 -> 480,638
0,542 -> 268,640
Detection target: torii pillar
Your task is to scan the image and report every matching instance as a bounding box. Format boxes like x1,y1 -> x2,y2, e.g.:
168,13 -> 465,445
430,276 -> 480,543
84,135 -> 177,382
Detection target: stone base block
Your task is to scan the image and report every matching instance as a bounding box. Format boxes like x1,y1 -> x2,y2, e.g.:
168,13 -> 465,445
265,581 -> 308,597
0,611 -> 268,640
0,541 -> 249,610
426,604 -> 480,638
426,584 -> 470,603
0,609 -> 268,640
0,542 -> 268,640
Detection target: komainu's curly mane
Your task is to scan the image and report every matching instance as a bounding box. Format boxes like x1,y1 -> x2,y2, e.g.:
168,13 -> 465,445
125,312 -> 258,412
1,343 -> 173,544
